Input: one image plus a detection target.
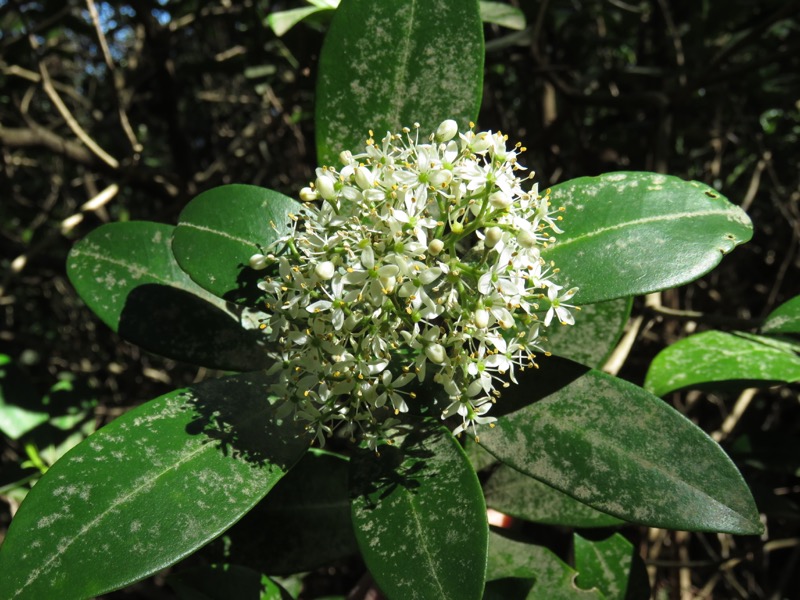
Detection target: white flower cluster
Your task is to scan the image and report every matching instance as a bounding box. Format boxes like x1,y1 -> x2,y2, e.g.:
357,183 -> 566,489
251,121 -> 577,447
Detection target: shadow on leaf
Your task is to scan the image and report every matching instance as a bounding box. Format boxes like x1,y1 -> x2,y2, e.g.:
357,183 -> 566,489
118,283 -> 269,371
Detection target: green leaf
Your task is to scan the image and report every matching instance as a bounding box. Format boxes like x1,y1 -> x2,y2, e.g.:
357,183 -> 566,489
484,464 -> 624,528
644,331 -> 800,396
0,373 -> 310,599
172,184 -> 300,302
315,0 -> 484,166
350,425 -> 488,600
479,1 -> 526,30
0,355 -> 49,439
574,534 -> 650,600
266,5 -> 334,37
547,297 -> 631,368
543,173 -> 753,304
167,564 -> 293,600
487,531 -> 602,599
762,294 -> 800,335
67,221 -> 269,371
210,449 -> 357,574
479,358 -> 763,534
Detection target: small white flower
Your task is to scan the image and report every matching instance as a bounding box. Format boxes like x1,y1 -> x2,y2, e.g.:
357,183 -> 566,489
257,121 -> 576,445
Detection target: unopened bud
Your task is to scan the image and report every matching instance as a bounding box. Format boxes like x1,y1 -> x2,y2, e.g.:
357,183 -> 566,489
473,309 -> 489,329
435,119 -> 458,143
428,239 -> 445,256
489,191 -> 511,209
484,227 -> 502,248
299,186 -> 317,202
315,176 -> 336,200
425,343 -> 447,365
249,254 -> 268,270
314,261 -> 336,280
517,229 -> 537,248
355,166 -> 374,190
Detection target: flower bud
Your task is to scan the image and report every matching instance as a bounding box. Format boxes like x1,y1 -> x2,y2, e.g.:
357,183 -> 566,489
425,343 -> 447,365
428,239 -> 444,256
314,261 -> 336,280
435,119 -> 458,142
299,186 -> 317,202
473,309 -> 489,329
489,191 -> 511,209
517,229 -> 538,248
355,166 -> 374,190
248,253 -> 268,270
429,169 -> 453,188
315,176 -> 336,201
339,150 -> 354,165
484,227 -> 502,248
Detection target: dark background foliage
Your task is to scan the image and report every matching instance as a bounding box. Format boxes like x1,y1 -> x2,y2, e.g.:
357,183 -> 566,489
1,0 -> 799,597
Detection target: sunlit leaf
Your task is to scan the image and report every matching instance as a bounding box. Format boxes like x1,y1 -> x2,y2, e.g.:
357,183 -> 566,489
315,0 -> 484,166
479,358 -> 763,534
484,464 -> 624,528
67,221 -> 269,371
762,294 -> 800,335
0,373 -> 310,599
544,172 -> 753,304
644,330 -> 800,396
574,534 -> 650,600
351,425 -> 487,600
487,531 -> 602,599
479,1 -> 526,30
172,184 -> 300,303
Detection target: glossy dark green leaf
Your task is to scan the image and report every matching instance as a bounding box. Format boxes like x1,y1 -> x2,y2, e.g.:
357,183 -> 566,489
350,425 -> 488,600
211,449 -> 357,575
484,464 -> 624,528
762,295 -> 800,335
487,531 -> 602,599
543,172 -> 753,304
547,297 -> 631,368
644,331 -> 800,397
0,373 -> 310,600
479,358 -> 762,534
67,221 -> 269,371
172,184 -> 300,302
574,534 -> 650,600
315,0 -> 484,166
167,564 -> 293,600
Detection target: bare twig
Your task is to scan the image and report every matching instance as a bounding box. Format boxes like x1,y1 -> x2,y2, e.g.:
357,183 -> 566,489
28,34 -> 120,169
85,0 -> 141,155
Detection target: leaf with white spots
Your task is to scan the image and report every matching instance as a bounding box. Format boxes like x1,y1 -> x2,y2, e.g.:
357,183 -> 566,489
67,221 -> 270,371
547,297 -> 631,368
761,294 -> 800,335
0,373 -> 310,600
350,425 -> 488,600
644,330 -> 800,397
486,531 -> 602,599
574,534 -> 650,600
315,0 -> 484,166
479,358 -> 763,534
484,464 -> 624,528
172,184 -> 301,302
207,450 -> 358,574
543,172 -> 753,304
